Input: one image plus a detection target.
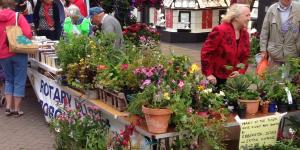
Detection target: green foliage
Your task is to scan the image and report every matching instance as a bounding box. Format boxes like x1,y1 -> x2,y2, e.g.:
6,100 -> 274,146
267,83 -> 288,104
50,108 -> 109,150
95,40 -> 166,92
253,140 -> 299,150
66,58 -> 97,91
56,35 -> 90,70
225,75 -> 252,93
250,33 -> 260,58
240,90 -> 259,100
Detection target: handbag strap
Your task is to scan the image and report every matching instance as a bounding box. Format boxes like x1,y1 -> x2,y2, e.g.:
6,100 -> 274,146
15,12 -> 19,26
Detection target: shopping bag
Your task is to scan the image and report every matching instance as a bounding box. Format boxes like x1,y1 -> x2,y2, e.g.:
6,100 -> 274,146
5,12 -> 38,54
256,58 -> 268,78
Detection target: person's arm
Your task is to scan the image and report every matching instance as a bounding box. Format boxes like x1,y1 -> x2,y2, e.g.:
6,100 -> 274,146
201,26 -> 222,77
260,8 -> 271,59
18,13 -> 33,39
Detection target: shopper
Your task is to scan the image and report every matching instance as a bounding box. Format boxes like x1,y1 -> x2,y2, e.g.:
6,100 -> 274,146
201,4 -> 250,86
65,4 -> 91,35
33,0 -> 62,40
260,0 -> 300,69
0,0 -> 33,116
89,6 -> 124,48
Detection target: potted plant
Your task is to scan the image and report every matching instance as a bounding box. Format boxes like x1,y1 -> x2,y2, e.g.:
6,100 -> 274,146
267,82 -> 289,113
224,74 -> 260,115
224,90 -> 239,113
239,90 -> 260,115
237,104 -> 247,119
66,58 -> 97,96
260,100 -> 270,114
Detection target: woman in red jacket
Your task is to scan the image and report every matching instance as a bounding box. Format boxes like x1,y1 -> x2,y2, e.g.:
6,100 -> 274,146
0,0 -> 32,117
201,4 -> 251,86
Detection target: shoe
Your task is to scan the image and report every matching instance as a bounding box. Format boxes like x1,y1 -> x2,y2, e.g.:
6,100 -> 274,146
13,111 -> 24,117
5,109 -> 12,116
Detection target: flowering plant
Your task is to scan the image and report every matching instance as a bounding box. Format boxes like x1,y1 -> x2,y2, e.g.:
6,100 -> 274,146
127,56 -> 202,112
131,0 -> 163,10
50,106 -> 109,149
108,124 -> 135,150
123,23 -> 160,46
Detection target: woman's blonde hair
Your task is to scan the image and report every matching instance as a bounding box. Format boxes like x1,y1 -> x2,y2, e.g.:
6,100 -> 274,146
221,4 -> 250,23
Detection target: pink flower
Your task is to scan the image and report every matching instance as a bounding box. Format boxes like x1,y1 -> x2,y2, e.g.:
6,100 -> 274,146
178,80 -> 184,88
139,36 -> 147,43
187,107 -> 193,113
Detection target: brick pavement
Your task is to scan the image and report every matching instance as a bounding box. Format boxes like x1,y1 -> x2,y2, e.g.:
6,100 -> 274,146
0,85 -> 55,150
160,42 -> 202,65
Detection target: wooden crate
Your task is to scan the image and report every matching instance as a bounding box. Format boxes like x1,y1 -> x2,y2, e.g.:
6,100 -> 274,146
98,87 -> 128,112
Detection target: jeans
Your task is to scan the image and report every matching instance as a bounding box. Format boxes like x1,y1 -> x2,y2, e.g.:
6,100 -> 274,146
0,54 -> 28,97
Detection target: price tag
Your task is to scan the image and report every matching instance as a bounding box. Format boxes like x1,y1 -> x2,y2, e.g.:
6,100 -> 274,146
284,87 -> 293,104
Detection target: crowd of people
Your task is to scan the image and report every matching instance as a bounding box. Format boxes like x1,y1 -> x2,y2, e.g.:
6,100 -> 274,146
0,0 -> 123,117
201,0 -> 300,87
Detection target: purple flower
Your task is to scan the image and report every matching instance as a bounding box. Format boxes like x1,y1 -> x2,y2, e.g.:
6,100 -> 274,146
140,79 -> 151,89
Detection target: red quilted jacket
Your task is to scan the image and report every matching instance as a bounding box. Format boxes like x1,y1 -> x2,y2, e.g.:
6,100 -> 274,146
201,22 -> 250,79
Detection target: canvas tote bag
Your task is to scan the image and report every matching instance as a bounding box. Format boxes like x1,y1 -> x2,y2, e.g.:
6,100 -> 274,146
5,12 -> 38,54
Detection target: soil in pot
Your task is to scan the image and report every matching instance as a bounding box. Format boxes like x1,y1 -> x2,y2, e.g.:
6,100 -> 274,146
288,104 -> 297,111
261,104 -> 269,114
277,104 -> 288,113
238,107 -> 246,119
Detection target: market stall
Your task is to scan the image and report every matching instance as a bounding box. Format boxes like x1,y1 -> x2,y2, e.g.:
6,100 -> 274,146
25,31 -> 300,149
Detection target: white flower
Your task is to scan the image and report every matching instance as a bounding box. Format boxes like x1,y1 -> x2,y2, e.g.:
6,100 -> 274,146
289,128 -> 296,135
219,91 -> 225,96
203,88 -> 213,93
55,127 -> 60,133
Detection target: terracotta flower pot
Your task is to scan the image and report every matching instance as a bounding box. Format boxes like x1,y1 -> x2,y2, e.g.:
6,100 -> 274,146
142,106 -> 173,134
261,104 -> 269,114
239,99 -> 260,115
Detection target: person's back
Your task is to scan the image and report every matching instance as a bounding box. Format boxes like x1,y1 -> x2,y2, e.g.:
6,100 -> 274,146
102,15 -> 123,48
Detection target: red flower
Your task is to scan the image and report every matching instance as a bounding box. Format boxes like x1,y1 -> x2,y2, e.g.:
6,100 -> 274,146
122,140 -> 128,146
97,65 -> 106,70
121,64 -> 129,70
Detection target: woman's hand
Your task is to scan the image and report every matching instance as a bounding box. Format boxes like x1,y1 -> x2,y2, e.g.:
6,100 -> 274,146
207,75 -> 217,85
229,71 -> 239,78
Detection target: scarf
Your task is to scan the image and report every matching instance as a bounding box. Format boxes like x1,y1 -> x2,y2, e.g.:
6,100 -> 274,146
43,2 -> 54,27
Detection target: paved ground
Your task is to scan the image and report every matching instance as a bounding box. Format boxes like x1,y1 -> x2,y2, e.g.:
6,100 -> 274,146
0,83 -> 55,150
160,42 -> 202,65
0,42 -> 202,150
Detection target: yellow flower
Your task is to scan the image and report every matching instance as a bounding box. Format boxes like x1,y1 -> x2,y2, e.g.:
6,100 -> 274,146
189,64 -> 200,73
197,85 -> 205,91
163,92 -> 170,100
